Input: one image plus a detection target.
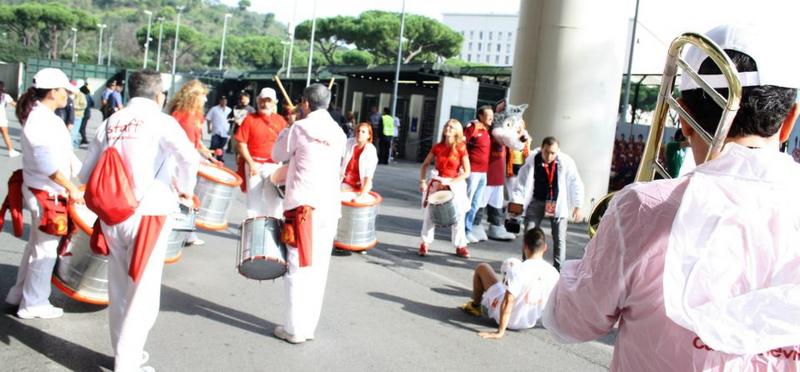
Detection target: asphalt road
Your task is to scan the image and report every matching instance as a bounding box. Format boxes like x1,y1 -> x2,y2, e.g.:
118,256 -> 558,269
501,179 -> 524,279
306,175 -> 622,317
0,106 -> 614,371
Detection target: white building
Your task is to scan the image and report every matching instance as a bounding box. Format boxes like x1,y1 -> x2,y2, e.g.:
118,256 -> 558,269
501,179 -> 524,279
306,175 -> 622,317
442,13 -> 519,66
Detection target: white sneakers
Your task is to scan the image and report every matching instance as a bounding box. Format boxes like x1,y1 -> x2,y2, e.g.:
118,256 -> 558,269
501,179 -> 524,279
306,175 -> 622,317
8,149 -> 20,158
472,225 -> 489,242
273,326 -> 314,344
466,231 -> 479,243
487,224 -> 516,241
17,304 -> 64,319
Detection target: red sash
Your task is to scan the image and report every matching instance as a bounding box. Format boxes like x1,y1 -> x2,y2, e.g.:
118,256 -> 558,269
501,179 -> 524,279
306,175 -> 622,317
282,206 -> 314,267
0,169 -> 24,237
129,215 -> 166,282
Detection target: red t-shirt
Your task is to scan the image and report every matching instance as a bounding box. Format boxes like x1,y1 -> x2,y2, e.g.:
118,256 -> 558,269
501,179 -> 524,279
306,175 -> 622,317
464,124 -> 490,172
343,144 -> 365,190
431,142 -> 467,178
234,112 -> 287,162
172,110 -> 204,149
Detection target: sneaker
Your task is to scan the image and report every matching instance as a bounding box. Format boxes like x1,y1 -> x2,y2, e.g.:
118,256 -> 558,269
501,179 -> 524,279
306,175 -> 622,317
184,239 -> 204,247
17,305 -> 64,319
418,243 -> 429,257
466,231 -> 479,243
487,224 -> 515,241
459,301 -> 482,317
473,225 -> 489,242
273,325 -> 307,344
455,246 -> 470,258
8,149 -> 20,158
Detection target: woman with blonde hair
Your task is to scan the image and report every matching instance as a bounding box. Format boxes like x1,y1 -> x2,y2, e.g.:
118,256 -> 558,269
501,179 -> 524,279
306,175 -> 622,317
168,80 -> 214,160
418,119 -> 471,258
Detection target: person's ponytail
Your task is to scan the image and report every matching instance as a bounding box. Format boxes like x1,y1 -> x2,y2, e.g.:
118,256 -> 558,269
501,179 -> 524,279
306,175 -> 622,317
15,87 -> 49,125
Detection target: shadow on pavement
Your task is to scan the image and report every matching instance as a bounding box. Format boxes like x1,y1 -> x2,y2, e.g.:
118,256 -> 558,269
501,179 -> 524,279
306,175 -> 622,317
371,243 -> 477,271
430,284 -> 471,297
368,291 -> 494,333
160,284 -> 276,337
0,314 -> 114,371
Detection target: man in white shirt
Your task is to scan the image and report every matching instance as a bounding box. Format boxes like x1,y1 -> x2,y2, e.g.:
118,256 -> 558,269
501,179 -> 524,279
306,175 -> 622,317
271,83 -> 346,344
459,227 -> 560,339
79,70 -> 199,372
206,96 -> 232,161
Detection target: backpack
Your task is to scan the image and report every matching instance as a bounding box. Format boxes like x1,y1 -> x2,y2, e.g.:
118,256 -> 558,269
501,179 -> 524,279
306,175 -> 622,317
84,133 -> 139,225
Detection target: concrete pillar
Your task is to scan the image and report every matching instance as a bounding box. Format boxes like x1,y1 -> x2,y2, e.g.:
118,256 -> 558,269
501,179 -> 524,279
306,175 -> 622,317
509,0 -> 627,215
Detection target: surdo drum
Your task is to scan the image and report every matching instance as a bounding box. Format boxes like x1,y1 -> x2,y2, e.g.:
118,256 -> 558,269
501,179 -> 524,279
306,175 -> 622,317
194,163 -> 243,230
164,202 -> 196,264
335,191 -> 382,251
51,202 -> 109,305
236,217 -> 287,280
270,164 -> 288,199
428,190 -> 457,227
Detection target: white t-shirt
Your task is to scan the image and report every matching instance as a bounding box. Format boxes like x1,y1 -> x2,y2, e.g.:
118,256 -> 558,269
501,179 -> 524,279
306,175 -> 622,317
481,258 -> 560,330
0,93 -> 13,124
206,105 -> 232,138
22,103 -> 81,194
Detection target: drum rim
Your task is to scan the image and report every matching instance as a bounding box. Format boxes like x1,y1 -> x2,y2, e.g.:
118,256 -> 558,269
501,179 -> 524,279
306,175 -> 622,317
241,216 -> 284,224
269,164 -> 288,186
238,256 -> 288,280
51,275 -> 108,306
428,190 -> 455,205
340,191 -> 383,207
164,250 -> 182,264
198,163 -> 243,187
333,239 -> 378,251
68,186 -> 95,235
195,219 -> 228,231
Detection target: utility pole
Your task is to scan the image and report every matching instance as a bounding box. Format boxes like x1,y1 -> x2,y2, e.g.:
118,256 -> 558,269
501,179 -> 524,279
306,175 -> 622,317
219,13 -> 232,70
71,27 -> 78,63
390,0 -> 407,119
170,5 -> 185,93
156,17 -> 165,72
306,0 -> 317,87
96,24 -> 107,65
143,10 -> 153,69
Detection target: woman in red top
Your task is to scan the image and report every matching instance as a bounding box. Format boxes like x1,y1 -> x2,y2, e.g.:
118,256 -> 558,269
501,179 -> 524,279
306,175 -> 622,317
418,119 -> 471,258
341,122 -> 378,200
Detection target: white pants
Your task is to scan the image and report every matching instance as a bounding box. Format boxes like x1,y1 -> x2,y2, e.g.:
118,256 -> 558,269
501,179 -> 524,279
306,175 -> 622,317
6,187 -> 60,312
421,179 -> 469,248
283,212 -> 337,337
481,184 -> 505,209
245,162 -> 283,219
102,213 -> 171,372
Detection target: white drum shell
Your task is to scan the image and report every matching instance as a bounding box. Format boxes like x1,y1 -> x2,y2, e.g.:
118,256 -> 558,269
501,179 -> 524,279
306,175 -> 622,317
54,207 -> 109,304
237,217 -> 287,280
165,204 -> 196,263
195,171 -> 238,230
335,192 -> 380,251
429,191 -> 457,227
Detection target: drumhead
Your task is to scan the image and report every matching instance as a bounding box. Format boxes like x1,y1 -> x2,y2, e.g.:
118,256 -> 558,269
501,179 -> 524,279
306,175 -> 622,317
198,163 -> 240,185
428,190 -> 454,204
69,202 -> 97,235
270,164 -> 288,185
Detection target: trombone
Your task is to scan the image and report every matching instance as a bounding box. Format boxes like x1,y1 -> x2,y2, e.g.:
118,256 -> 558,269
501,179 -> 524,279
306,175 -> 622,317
589,32 -> 743,237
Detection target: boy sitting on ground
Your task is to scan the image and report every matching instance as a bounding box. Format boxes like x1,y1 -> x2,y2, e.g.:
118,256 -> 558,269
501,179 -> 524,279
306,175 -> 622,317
459,227 -> 560,339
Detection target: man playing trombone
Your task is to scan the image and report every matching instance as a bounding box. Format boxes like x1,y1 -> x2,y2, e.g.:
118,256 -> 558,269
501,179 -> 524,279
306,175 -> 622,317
542,24 -> 800,370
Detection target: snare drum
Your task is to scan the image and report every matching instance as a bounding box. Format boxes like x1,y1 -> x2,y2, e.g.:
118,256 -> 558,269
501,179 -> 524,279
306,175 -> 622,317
51,202 -> 109,305
164,202 -> 196,264
428,190 -> 457,227
195,163 -> 243,230
335,191 -> 382,251
269,164 -> 288,199
237,217 -> 287,280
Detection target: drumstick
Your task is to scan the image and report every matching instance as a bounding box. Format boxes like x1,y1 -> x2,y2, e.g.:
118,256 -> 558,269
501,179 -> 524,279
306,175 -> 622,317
327,78 -> 335,90
273,75 -> 295,111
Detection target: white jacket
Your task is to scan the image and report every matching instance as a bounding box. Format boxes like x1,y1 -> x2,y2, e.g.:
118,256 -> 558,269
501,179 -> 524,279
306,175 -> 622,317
511,147 -> 584,218
79,97 -> 199,216
340,138 -> 378,183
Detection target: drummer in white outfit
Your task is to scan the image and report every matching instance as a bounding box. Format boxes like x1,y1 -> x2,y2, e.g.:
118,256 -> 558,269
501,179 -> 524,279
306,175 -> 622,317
5,68 -> 83,319
271,83 -> 346,344
418,119 -> 472,258
79,71 -> 199,372
340,122 -> 378,199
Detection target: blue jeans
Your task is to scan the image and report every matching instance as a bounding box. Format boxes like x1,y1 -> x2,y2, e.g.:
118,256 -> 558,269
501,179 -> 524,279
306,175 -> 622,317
70,120 -> 82,148
464,172 -> 487,234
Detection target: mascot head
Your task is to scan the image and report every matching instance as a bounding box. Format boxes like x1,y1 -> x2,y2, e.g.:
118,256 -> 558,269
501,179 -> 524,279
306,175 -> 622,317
491,103 -> 529,150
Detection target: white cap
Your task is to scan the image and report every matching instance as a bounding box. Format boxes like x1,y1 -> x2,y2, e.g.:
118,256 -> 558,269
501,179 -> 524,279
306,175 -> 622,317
680,24 -> 800,91
258,87 -> 277,101
32,68 -> 78,93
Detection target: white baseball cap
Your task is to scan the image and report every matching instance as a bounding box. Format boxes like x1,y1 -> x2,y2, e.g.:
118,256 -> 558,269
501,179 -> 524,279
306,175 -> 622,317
680,24 -> 800,91
258,87 -> 277,101
32,68 -> 79,93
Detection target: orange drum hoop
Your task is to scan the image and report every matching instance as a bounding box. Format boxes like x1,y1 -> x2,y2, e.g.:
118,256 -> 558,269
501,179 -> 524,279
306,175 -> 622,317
341,191 -> 383,207
198,163 -> 243,187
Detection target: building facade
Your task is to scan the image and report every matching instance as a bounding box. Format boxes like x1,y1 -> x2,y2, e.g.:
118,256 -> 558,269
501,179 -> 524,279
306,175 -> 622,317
442,13 -> 519,66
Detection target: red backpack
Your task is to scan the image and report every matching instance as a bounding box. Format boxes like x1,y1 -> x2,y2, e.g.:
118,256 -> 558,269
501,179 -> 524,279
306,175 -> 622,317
84,133 -> 139,225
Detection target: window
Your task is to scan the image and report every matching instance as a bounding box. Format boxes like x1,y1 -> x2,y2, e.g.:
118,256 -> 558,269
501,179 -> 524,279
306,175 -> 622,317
496,44 -> 501,52
485,55 -> 490,63
468,42 -> 472,51
470,30 -> 474,38
508,32 -> 512,40
478,43 -> 482,51
507,43 -> 511,52
488,43 -> 492,52
495,55 -> 500,64
505,56 -> 510,65
479,31 -> 483,39
467,54 -> 472,62
489,32 -> 493,40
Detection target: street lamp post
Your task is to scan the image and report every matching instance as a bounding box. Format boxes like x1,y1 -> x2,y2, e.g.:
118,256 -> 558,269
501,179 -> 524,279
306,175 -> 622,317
143,10 -> 153,69
71,27 -> 78,63
107,33 -> 114,67
286,0 -> 297,78
619,0 -> 641,128
171,5 -> 185,93
156,17 -> 164,72
96,24 -> 107,65
306,0 -> 318,87
219,13 -> 232,70
280,41 -> 289,71
390,0 -> 406,119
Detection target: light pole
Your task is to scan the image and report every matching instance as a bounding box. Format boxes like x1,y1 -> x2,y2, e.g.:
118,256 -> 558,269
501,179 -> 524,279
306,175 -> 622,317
96,23 -> 107,65
219,13 -> 232,70
280,41 -> 289,71
390,0 -> 406,119
107,33 -> 114,67
619,0 -> 641,128
306,0 -> 318,87
286,0 -> 297,78
156,17 -> 164,72
143,10 -> 153,69
171,5 -> 185,93
71,27 -> 78,63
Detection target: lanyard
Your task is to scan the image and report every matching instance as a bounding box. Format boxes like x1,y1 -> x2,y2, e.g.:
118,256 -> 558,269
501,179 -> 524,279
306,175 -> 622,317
542,160 -> 557,200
